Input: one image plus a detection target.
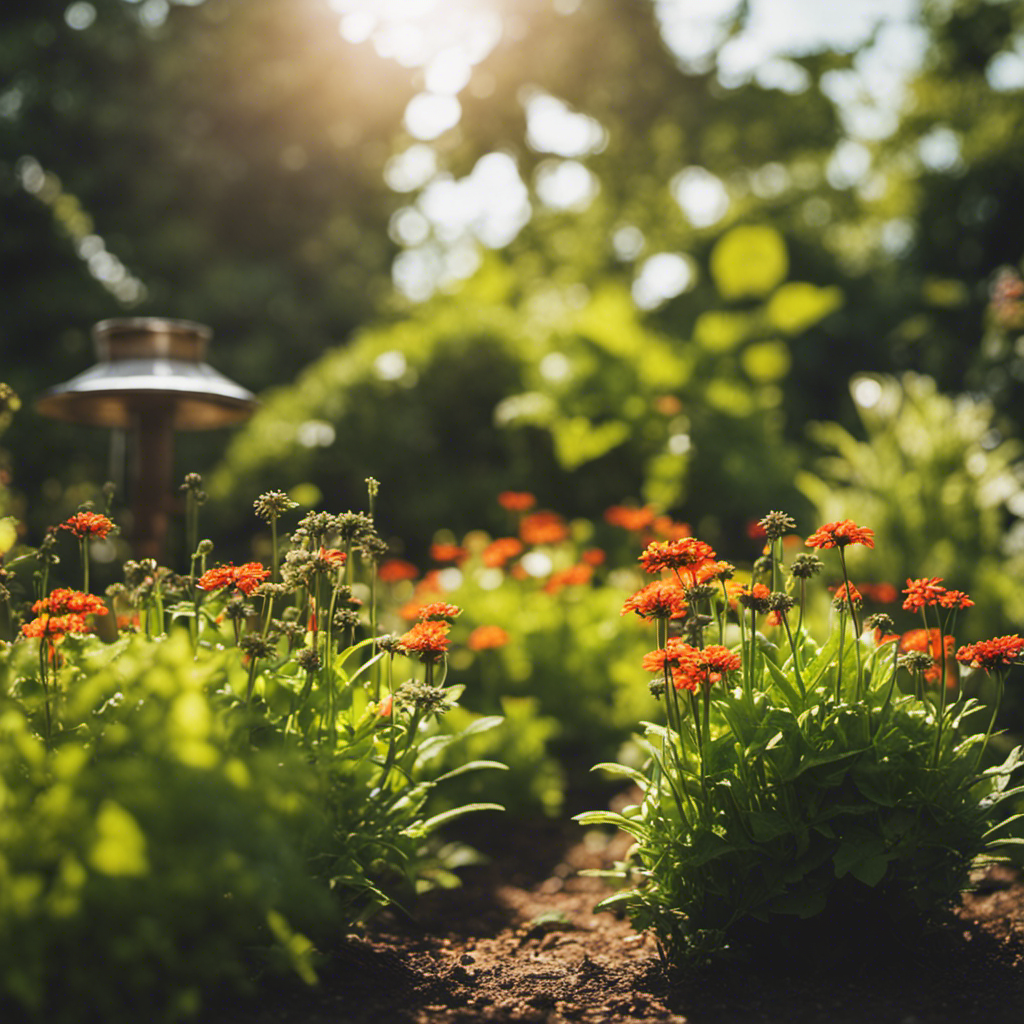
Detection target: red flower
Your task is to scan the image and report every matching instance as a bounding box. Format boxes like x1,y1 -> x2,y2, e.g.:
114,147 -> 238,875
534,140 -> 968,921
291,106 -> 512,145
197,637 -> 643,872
416,601 -> 462,623
397,620 -> 451,662
468,625 -> 510,651
481,538 -> 523,568
638,538 -> 717,581
498,491 -> 536,512
902,577 -> 946,612
60,511 -> 115,540
621,580 -> 688,620
519,511 -> 569,546
939,589 -> 974,610
956,635 -> 1024,672
378,559 -> 419,583
805,520 -> 875,550
196,562 -> 271,596
544,565 -> 593,594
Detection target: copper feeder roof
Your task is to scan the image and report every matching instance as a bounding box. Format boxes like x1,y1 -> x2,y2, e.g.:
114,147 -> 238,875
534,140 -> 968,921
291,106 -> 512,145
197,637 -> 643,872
35,317 -> 257,429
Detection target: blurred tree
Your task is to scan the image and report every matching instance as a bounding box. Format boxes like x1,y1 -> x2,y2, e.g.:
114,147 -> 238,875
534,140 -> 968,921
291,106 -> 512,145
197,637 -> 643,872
4,0 -> 1024,554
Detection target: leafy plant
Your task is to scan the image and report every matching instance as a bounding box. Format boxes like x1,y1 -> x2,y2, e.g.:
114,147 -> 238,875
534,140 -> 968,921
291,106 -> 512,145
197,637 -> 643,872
577,514 -> 1024,965
0,479 -> 505,1020
798,371 -> 1024,637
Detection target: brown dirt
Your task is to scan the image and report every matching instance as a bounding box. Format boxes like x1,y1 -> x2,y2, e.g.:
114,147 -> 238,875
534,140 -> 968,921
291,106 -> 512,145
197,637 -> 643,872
221,819 -> 1024,1024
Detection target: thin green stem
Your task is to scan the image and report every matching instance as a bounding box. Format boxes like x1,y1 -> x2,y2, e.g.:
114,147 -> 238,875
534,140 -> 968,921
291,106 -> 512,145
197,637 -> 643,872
80,538 -> 89,593
780,612 -> 806,698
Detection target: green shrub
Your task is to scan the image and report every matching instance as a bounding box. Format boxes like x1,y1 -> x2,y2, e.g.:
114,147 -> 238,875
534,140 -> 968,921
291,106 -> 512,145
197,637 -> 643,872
578,516 -> 1024,965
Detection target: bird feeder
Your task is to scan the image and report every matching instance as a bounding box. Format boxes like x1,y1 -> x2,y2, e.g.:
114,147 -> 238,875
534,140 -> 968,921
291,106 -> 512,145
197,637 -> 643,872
36,317 -> 257,559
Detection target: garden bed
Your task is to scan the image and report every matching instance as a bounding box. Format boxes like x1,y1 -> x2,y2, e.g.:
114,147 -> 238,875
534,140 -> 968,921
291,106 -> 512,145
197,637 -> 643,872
220,819 -> 1024,1024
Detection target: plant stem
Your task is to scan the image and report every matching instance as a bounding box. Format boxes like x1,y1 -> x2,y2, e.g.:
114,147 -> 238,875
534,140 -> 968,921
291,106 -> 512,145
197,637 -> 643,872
80,538 -> 89,593
780,612 -> 806,698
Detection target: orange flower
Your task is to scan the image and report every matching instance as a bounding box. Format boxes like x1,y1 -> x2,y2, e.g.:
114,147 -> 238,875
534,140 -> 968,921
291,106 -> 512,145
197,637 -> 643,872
398,620 -> 451,662
196,562 -> 270,596
939,589 -> 974,610
581,547 -> 606,567
34,588 -> 108,617
481,537 -> 523,568
644,640 -> 741,691
604,504 -> 658,533
520,511 -> 569,546
900,628 -> 955,656
859,582 -> 899,604
430,543 -> 467,564
652,517 -> 692,541
675,644 -> 742,690
417,601 -> 462,623
318,546 -> 347,570
956,635 -> 1024,672
902,577 -> 946,612
830,581 -> 863,611
638,538 -> 716,580
378,559 -> 420,583
60,511 -> 115,540
736,583 -> 771,613
621,580 -> 687,620
468,625 -> 510,650
21,613 -> 89,639
694,560 -> 735,584
544,565 -> 593,594
805,520 -> 875,550
498,491 -> 536,512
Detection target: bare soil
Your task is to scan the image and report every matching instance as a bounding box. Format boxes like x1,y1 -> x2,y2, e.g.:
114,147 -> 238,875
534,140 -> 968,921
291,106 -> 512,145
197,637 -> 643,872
223,817 -> 1024,1024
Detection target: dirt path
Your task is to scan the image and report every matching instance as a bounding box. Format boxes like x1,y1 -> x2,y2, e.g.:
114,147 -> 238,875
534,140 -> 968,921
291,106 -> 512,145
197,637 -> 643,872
221,823 -> 1024,1024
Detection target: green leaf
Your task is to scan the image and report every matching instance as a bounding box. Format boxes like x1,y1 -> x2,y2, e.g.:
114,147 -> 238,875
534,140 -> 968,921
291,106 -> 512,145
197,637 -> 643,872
833,839 -> 886,881
433,760 -> 508,784
849,854 -> 889,887
590,762 -> 650,787
573,810 -> 634,828
460,715 -> 505,738
415,802 -> 504,835
762,656 -> 803,710
748,810 -> 793,843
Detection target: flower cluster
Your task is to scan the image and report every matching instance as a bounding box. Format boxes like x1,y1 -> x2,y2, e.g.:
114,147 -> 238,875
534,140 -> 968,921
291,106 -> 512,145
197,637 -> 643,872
397,619 -> 451,663
60,511 -> 115,540
638,538 -> 717,582
902,576 -> 975,612
805,519 -> 875,550
956,635 -> 1024,672
21,588 -> 109,640
196,562 -> 271,596
621,580 -> 688,620
642,638 -> 741,692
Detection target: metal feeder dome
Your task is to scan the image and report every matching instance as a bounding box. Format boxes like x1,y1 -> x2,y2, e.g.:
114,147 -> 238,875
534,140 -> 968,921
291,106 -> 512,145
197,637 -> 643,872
36,317 -> 256,429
